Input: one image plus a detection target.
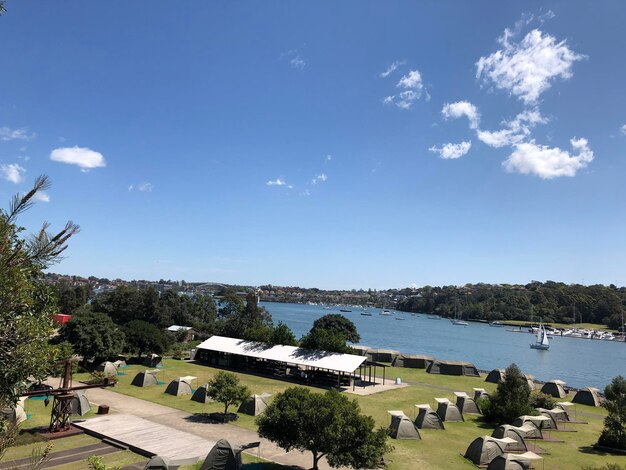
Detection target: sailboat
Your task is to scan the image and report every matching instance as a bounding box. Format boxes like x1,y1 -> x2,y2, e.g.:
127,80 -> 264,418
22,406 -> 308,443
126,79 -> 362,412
450,303 -> 468,326
530,320 -> 550,350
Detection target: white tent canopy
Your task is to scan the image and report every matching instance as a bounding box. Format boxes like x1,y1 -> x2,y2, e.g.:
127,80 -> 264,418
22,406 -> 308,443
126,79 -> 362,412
195,336 -> 366,374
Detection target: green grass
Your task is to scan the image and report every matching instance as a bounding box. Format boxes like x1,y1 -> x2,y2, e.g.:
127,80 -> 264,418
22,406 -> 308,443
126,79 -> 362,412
72,359 -> 621,469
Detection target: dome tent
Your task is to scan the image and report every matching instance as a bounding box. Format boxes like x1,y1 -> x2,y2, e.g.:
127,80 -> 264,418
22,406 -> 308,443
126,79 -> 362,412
164,377 -> 193,396
131,370 -> 159,387
455,392 -> 480,414
200,439 -> 244,470
191,384 -> 214,403
540,380 -> 567,398
70,390 -> 91,416
485,368 -> 506,383
414,404 -> 444,430
491,424 -> 528,452
96,361 -> 118,377
572,387 -> 601,407
237,393 -> 271,416
464,436 -> 516,466
487,452 -> 542,470
387,412 -> 421,440
435,398 -> 463,422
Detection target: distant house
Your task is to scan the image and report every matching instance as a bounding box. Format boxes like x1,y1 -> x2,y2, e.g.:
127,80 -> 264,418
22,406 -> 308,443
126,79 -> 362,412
166,325 -> 197,342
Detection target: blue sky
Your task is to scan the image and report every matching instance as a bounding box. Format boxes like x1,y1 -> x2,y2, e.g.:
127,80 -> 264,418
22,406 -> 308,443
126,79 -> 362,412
1,1 -> 625,289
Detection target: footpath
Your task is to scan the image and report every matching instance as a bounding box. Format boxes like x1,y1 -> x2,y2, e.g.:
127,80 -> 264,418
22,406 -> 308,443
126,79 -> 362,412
79,387 -> 328,469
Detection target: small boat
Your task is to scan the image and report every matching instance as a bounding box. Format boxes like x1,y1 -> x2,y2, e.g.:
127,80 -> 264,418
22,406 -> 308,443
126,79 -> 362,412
395,317 -> 405,321
360,310 -> 372,316
427,315 -> 442,320
489,321 -> 504,327
379,307 -> 391,316
450,304 -> 468,326
340,308 -> 352,313
530,320 -> 550,350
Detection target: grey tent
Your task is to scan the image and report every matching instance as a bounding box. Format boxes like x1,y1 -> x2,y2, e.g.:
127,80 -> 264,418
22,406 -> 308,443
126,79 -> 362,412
426,359 -> 480,377
491,425 -> 528,452
572,387 -> 601,407
113,360 -> 127,368
70,390 -> 91,416
366,348 -> 400,363
96,361 -> 118,377
485,369 -> 506,383
512,416 -> 551,439
554,402 -> 573,421
1,398 -> 27,425
487,452 -> 542,470
525,374 -> 536,391
131,370 -> 159,387
414,405 -> 444,430
455,392 -> 480,414
464,436 -> 516,466
540,380 -> 567,398
144,456 -> 173,470
164,377 -> 193,396
191,384 -> 214,403
388,413 -> 421,440
144,354 -> 163,368
473,388 -> 490,401
392,354 -> 433,369
435,398 -> 464,422
538,406 -> 568,424
200,439 -> 243,470
238,393 -> 270,416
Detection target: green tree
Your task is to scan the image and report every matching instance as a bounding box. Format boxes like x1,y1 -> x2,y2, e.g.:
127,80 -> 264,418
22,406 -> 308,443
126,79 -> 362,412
57,308 -> 125,363
123,320 -> 169,357
599,375 -> 626,450
206,371 -> 250,419
0,176 -> 79,408
311,314 -> 360,343
270,322 -> 297,346
257,387 -> 392,470
300,328 -> 352,354
483,363 -> 534,424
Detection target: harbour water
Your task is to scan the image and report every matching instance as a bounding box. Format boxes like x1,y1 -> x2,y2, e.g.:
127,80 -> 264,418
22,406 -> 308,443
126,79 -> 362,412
260,301 -> 626,390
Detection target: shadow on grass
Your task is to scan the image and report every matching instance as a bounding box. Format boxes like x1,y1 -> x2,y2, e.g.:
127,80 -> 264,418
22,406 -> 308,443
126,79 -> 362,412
184,412 -> 239,424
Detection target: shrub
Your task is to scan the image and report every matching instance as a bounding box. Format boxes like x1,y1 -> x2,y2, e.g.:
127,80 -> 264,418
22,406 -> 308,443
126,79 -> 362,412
482,363 -> 534,424
529,390 -> 556,410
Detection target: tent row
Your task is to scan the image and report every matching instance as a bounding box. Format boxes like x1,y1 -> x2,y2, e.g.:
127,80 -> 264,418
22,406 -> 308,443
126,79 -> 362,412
464,435 -> 543,469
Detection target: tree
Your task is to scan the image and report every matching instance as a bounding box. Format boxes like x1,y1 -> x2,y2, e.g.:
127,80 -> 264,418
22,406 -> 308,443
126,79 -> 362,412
257,387 -> 392,470
599,375 -> 626,450
270,322 -> 298,346
483,363 -> 533,424
0,176 -> 80,408
206,371 -> 250,419
57,308 -> 125,363
123,320 -> 169,357
300,327 -> 352,354
311,314 -> 360,343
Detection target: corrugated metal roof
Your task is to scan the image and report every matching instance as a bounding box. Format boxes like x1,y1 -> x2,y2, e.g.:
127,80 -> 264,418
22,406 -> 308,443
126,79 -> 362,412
195,335 -> 366,374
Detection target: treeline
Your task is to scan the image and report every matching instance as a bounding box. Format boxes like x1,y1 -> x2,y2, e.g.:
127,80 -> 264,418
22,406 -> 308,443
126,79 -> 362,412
397,281 -> 625,329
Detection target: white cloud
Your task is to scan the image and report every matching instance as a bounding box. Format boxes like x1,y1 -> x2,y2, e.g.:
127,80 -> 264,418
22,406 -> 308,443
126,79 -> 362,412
50,146 -> 106,171
384,69 -> 426,109
128,185 -> 134,191
429,141 -> 472,160
266,178 -> 292,189
282,50 -> 306,70
311,173 -> 328,184
33,191 -> 50,202
476,29 -> 585,104
442,101 -> 480,129
477,109 -> 547,148
138,182 -> 153,192
620,124 -> 626,135
380,60 -> 405,78
0,127 -> 35,141
0,163 -> 26,183
326,154 -> 332,162
503,137 -> 593,178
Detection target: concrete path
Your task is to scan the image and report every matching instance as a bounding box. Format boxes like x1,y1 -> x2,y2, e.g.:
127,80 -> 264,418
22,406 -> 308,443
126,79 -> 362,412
80,386 -> 327,469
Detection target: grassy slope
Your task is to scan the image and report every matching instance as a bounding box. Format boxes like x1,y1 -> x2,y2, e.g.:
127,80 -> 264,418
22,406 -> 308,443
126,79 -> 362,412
74,359 -> 622,469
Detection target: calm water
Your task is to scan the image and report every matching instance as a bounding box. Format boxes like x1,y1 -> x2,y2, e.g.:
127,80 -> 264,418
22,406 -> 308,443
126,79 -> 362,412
261,301 -> 626,389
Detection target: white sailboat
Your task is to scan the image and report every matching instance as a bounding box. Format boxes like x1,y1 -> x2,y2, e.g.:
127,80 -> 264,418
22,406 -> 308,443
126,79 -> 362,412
530,320 -> 550,350
450,303 -> 468,326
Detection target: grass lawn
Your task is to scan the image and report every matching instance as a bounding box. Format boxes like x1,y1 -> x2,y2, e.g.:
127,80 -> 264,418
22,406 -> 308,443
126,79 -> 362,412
70,359 -> 621,469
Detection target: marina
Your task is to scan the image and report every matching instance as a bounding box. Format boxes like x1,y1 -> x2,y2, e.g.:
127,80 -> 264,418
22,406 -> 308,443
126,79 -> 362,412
261,302 -> 626,390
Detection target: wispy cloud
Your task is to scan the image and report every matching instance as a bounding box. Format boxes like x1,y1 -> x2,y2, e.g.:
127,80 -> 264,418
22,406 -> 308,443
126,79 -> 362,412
429,141 -> 472,160
476,28 -> 585,104
442,101 -> 481,129
477,109 -> 547,148
266,178 -> 293,189
380,60 -> 406,78
281,50 -> 306,70
384,69 -> 427,109
0,126 -> 35,141
138,182 -> 153,192
50,146 -> 106,171
503,138 -> 593,179
0,163 -> 26,183
620,124 -> 626,135
311,173 -> 327,184
33,191 -> 50,202
325,154 -> 332,162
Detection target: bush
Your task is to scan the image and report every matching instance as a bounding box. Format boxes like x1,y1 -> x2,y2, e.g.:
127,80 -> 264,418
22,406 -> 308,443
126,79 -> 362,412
482,363 -> 534,424
529,390 -> 556,410
599,375 -> 626,450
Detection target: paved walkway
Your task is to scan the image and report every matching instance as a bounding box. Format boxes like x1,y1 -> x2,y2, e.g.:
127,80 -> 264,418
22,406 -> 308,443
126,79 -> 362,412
79,387 -> 327,469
